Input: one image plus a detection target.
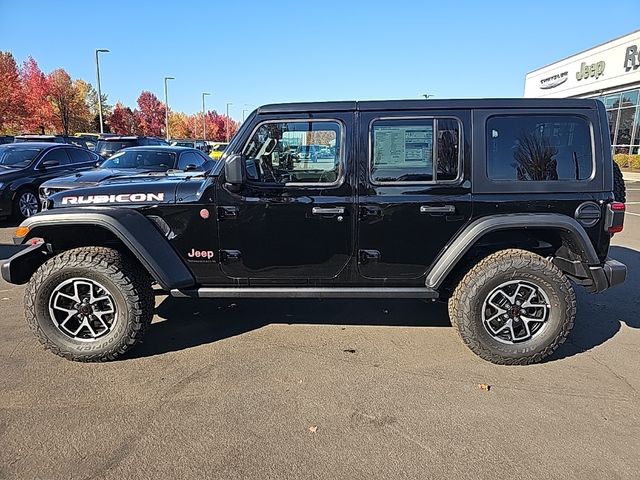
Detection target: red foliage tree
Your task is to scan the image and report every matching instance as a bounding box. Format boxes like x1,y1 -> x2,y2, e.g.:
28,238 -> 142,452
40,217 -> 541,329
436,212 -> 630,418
134,91 -> 165,137
109,102 -> 138,135
0,51 -> 25,134
20,57 -> 55,133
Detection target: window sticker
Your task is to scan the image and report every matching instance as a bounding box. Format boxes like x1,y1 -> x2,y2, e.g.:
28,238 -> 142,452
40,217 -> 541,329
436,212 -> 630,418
374,126 -> 433,168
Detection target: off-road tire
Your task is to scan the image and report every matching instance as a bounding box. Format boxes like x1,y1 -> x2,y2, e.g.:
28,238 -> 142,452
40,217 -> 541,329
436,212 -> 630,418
613,162 -> 626,203
25,247 -> 154,362
448,249 -> 576,365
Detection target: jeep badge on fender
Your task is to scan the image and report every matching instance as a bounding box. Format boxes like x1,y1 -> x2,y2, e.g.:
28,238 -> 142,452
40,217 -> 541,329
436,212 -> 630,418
0,98 -> 627,365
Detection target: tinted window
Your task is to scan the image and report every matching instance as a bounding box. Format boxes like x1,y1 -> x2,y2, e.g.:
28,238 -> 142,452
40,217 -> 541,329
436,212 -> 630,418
0,146 -> 43,167
177,151 -> 205,170
101,150 -> 177,170
41,148 -> 71,166
243,121 -> 341,184
67,148 -> 94,164
487,116 -> 593,181
95,140 -> 138,156
371,118 -> 460,183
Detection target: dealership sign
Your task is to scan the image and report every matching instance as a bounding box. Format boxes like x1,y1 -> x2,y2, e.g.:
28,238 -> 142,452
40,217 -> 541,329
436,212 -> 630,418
539,71 -> 568,89
525,31 -> 640,98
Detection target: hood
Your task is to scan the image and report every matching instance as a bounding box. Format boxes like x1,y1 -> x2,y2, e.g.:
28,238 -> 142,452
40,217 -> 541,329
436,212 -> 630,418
47,171 -> 211,209
0,166 -> 28,182
40,168 -> 141,190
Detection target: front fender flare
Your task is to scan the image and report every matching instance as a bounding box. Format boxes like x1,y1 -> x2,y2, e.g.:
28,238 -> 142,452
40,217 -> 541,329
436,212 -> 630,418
425,213 -> 600,289
18,208 -> 195,290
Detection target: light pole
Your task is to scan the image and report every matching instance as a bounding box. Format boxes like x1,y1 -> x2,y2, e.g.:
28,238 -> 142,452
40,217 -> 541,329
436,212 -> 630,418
95,49 -> 109,134
202,92 -> 211,141
225,102 -> 233,141
164,77 -> 175,142
242,103 -> 253,123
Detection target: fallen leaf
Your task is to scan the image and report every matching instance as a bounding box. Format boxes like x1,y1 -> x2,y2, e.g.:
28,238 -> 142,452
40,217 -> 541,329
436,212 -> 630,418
308,425 -> 318,433
479,384 -> 491,391
343,349 -> 356,354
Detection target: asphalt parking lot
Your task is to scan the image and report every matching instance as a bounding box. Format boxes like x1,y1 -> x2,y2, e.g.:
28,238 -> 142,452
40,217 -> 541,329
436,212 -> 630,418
1,183 -> 639,480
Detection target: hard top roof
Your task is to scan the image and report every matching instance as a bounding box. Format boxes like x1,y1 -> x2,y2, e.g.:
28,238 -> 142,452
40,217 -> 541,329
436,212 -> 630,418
257,98 -> 600,114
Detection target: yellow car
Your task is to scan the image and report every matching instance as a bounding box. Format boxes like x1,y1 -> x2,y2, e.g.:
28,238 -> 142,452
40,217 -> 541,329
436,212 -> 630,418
208,142 -> 229,160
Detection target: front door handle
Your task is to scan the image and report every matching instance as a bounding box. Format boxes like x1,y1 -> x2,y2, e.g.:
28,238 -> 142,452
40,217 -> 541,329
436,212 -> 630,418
420,205 -> 456,214
312,207 -> 345,215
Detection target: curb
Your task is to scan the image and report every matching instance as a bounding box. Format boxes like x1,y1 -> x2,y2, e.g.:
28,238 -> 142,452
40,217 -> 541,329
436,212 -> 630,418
622,170 -> 640,182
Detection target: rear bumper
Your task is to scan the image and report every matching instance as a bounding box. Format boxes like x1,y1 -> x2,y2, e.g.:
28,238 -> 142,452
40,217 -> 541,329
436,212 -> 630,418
590,258 -> 627,293
0,242 -> 50,284
553,256 -> 626,293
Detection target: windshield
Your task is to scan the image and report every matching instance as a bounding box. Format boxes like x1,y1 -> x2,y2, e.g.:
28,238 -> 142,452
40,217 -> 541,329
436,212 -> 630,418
95,140 -> 137,157
0,146 -> 43,167
100,149 -> 177,170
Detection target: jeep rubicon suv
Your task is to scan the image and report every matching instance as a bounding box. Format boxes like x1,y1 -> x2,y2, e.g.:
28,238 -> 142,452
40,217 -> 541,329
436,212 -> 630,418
0,99 -> 627,365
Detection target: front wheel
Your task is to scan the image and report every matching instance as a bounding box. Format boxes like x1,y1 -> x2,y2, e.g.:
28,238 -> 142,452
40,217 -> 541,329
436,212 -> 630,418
25,247 -> 154,362
13,188 -> 40,220
448,249 -> 576,365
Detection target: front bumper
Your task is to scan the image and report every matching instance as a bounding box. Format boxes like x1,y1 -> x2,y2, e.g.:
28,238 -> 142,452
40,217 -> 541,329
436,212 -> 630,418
0,242 -> 51,284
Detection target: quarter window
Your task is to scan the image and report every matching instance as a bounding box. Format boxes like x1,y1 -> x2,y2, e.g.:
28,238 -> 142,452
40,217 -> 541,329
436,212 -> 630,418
370,118 -> 461,183
487,115 -> 593,181
243,121 -> 341,185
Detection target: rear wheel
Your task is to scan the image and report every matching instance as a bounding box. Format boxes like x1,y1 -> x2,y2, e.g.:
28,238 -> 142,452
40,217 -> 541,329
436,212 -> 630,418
25,247 -> 154,362
448,249 -> 576,365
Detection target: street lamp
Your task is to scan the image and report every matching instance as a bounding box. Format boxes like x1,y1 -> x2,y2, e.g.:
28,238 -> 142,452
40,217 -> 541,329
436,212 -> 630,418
202,92 -> 211,141
225,102 -> 233,141
242,103 -> 254,123
164,77 -> 175,142
95,49 -> 109,134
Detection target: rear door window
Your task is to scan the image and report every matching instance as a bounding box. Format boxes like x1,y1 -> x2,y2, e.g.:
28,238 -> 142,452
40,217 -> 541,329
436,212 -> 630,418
487,115 -> 593,181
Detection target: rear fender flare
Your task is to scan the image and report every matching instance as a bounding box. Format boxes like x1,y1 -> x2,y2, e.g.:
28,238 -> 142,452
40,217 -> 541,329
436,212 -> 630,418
425,213 -> 599,289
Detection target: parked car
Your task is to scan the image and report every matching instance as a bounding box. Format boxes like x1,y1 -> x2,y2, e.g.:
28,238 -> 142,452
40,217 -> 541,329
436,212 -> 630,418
0,142 -> 101,219
208,142 -> 229,160
170,139 -> 209,152
14,134 -> 93,150
0,98 -> 627,364
39,146 -> 215,205
0,136 -> 14,145
94,136 -> 169,159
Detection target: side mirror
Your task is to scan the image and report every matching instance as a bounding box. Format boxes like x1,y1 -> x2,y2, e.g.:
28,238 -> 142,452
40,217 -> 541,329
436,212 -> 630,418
224,154 -> 244,186
39,160 -> 59,169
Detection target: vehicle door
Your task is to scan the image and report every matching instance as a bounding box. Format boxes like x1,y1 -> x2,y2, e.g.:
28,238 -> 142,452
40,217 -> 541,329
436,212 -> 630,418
33,147 -> 75,184
357,110 -> 473,279
216,114 -> 355,283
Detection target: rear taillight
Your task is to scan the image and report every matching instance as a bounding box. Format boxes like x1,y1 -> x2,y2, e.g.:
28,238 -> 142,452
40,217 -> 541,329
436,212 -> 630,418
607,202 -> 625,234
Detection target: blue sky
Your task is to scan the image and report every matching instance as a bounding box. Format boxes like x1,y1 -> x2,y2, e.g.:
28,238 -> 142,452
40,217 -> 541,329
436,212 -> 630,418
1,0 -> 638,119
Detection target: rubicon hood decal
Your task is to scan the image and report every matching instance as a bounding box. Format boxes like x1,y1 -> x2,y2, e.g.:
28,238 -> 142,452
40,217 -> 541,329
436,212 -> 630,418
61,193 -> 165,205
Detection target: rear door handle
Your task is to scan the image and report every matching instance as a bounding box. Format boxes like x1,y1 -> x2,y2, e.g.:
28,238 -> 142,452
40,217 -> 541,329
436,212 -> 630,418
420,205 -> 456,214
312,207 -> 345,215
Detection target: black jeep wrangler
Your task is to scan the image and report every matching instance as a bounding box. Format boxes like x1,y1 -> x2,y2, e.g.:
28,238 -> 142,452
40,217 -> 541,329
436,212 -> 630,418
0,99 -> 627,365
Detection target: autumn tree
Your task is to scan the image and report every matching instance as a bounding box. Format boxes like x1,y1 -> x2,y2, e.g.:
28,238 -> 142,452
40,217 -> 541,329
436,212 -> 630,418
109,102 -> 138,135
75,79 -> 110,132
20,57 -> 54,133
47,69 -> 91,135
135,91 -> 165,137
0,51 -> 25,134
168,111 -> 191,139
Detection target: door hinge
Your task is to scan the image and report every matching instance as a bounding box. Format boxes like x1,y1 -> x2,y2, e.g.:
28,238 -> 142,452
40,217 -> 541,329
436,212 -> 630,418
358,249 -> 381,264
220,250 -> 242,263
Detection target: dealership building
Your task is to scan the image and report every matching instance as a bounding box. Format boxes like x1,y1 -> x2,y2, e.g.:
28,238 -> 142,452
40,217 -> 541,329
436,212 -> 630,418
525,30 -> 640,154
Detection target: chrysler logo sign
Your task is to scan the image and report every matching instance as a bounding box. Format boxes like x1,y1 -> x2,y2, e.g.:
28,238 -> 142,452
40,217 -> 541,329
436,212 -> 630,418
539,71 -> 568,89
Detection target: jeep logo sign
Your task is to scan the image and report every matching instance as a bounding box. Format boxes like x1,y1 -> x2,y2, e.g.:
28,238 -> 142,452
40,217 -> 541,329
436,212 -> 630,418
576,61 -> 605,81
